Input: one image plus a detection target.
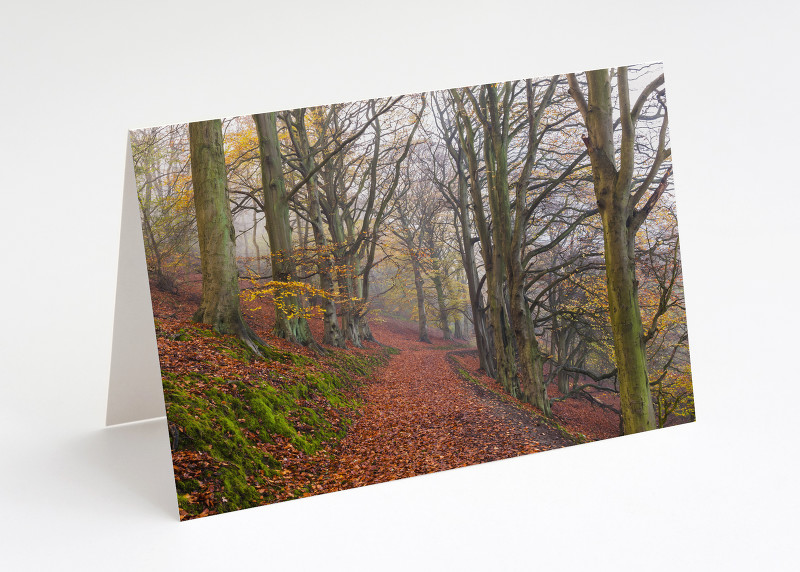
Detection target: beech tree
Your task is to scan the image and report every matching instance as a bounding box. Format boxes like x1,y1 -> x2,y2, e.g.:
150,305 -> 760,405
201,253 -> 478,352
429,96 -> 495,374
567,67 -> 671,434
450,87 -> 514,393
283,107 -> 346,348
188,119 -> 263,352
252,112 -> 319,346
450,78 -> 590,415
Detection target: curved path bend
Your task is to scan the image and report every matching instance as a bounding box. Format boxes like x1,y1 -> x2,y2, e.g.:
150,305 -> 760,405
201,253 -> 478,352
314,320 -> 576,493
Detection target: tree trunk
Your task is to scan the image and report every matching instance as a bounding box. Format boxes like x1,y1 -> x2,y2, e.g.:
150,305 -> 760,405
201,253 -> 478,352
336,228 -> 364,348
453,312 -> 464,340
251,210 -> 263,276
308,200 -> 344,348
486,258 -> 516,395
188,119 -> 263,352
252,112 -> 318,348
339,252 -> 364,348
557,334 -> 570,394
550,292 -> 570,395
321,159 -> 364,348
602,208 -> 656,433
288,109 -> 346,348
431,266 -> 452,340
451,88 -> 497,377
508,260 -> 550,414
355,248 -> 376,343
568,69 -> 657,434
483,83 -> 520,399
411,255 -> 431,343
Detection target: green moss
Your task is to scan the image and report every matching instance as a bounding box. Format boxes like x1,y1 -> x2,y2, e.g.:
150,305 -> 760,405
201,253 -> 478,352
176,479 -> 200,494
324,350 -> 389,377
177,494 -> 197,514
288,353 -> 312,366
219,467 -> 261,509
166,334 -> 395,519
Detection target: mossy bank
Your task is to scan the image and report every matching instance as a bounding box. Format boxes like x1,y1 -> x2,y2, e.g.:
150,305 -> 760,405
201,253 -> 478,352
155,321 -> 393,519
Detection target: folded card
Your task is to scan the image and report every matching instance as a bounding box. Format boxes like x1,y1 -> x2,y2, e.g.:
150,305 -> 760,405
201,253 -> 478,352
109,62 -> 695,520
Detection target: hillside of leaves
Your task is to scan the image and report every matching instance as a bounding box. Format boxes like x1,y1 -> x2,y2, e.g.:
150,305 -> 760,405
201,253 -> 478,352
151,282 -> 392,519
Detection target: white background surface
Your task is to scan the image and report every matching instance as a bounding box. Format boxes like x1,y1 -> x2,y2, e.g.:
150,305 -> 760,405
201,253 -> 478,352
1,1 -> 798,570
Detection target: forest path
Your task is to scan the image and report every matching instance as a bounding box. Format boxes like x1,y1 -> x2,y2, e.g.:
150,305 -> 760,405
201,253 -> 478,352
312,319 -> 576,493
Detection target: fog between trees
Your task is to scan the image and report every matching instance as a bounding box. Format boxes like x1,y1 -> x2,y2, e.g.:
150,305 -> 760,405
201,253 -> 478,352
133,63 -> 694,435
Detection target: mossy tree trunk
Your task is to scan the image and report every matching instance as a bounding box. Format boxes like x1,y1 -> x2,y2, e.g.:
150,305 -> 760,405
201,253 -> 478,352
452,86 -> 517,396
568,68 -> 670,434
479,81 -> 557,411
252,112 -> 318,348
602,204 -> 654,433
453,182 -> 492,363
315,148 -> 364,348
334,195 -> 365,347
188,120 -> 264,352
482,83 -> 525,400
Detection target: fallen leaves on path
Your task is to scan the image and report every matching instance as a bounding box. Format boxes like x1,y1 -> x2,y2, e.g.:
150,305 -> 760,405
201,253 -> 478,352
283,320 -> 576,496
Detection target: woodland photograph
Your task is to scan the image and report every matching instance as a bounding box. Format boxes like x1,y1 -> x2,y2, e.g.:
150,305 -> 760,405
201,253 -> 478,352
132,62 -> 694,520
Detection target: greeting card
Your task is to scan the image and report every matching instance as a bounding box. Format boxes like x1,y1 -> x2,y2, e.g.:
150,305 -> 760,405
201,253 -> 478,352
108,63 -> 694,520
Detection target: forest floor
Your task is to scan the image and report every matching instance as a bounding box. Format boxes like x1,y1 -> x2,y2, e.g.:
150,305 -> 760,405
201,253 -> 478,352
151,280 -> 624,519
308,319 -> 577,493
